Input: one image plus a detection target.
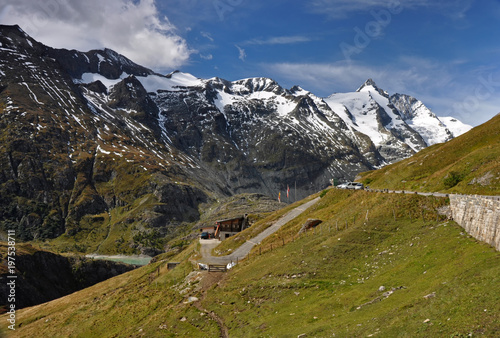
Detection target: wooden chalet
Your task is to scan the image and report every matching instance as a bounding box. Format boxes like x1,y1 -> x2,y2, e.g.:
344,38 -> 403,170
215,215 -> 248,240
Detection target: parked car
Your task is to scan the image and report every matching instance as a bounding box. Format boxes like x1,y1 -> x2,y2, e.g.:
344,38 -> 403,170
349,182 -> 364,190
200,232 -> 210,239
338,182 -> 364,190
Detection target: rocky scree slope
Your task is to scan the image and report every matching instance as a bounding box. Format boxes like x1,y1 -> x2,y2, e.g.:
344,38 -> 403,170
0,25 -> 470,253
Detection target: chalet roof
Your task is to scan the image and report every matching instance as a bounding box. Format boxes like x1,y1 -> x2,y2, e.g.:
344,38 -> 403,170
215,216 -> 245,223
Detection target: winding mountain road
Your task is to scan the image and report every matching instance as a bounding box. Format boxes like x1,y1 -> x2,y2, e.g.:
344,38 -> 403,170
198,197 -> 321,265
198,187 -> 495,266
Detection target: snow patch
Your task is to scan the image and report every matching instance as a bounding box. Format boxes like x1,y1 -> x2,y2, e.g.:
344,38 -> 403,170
214,90 -> 234,113
77,71 -> 204,93
20,82 -> 43,105
138,72 -> 204,92
325,92 -> 388,146
79,72 -> 127,88
439,117 -> 473,137
97,145 -> 111,154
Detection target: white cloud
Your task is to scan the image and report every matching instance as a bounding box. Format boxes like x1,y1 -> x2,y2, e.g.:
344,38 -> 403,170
263,61 -> 385,93
235,45 -> 246,61
0,0 -> 192,70
200,53 -> 213,60
309,0 -> 403,18
201,31 -> 214,42
308,0 -> 473,19
243,35 -> 313,45
263,56 -> 461,97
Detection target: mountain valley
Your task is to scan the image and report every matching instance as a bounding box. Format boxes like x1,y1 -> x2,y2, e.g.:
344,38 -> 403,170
0,24 -> 472,255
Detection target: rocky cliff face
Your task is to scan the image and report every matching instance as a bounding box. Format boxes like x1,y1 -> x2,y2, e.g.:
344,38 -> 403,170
0,25 -> 209,253
0,25 -> 471,254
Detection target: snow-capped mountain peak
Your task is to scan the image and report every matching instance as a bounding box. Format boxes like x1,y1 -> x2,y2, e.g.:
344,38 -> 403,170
322,80 -> 472,161
390,93 -> 454,145
0,24 -> 477,246
289,85 -> 310,96
229,77 -> 285,96
0,23 -> 472,202
357,78 -> 389,98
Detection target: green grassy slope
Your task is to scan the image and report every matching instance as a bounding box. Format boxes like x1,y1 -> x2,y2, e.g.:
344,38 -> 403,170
0,243 -> 135,313
2,245 -> 220,337
203,189 -> 500,337
5,189 -> 499,337
359,114 -> 500,195
212,194 -> 318,256
33,192 -> 284,257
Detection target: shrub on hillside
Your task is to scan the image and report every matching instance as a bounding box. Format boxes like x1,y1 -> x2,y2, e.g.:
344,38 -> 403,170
444,171 -> 464,189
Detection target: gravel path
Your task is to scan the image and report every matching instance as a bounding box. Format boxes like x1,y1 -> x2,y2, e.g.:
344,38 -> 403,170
199,197 -> 321,265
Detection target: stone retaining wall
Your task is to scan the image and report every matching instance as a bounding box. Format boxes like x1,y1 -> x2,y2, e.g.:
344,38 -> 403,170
449,194 -> 500,251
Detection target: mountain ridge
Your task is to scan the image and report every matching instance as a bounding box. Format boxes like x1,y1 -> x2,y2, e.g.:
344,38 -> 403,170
0,24 -> 472,254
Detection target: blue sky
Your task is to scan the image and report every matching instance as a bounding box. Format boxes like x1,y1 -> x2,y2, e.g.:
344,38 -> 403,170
2,0 -> 500,125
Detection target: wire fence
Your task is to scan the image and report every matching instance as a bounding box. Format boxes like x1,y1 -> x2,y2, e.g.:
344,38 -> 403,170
243,207 -> 449,260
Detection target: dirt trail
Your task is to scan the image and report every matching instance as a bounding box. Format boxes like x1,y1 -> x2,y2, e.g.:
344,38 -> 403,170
193,299 -> 228,338
191,271 -> 228,337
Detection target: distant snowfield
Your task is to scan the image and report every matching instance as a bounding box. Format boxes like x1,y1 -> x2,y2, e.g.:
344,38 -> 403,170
325,84 -> 473,148
139,71 -> 204,92
325,91 -> 389,147
78,71 -> 204,93
79,72 -> 126,88
76,71 -> 473,150
440,116 -> 473,137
